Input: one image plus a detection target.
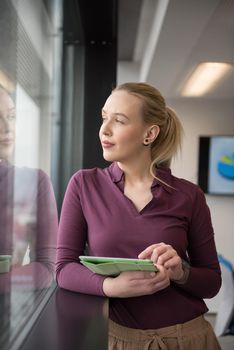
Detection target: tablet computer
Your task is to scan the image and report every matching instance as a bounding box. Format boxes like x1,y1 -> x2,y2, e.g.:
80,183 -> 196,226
79,255 -> 158,276
0,255 -> 11,273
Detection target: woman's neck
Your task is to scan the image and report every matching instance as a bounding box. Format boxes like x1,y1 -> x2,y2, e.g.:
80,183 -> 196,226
117,160 -> 153,184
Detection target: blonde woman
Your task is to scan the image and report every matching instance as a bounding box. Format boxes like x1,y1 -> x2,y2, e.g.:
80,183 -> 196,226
0,85 -> 58,290
56,83 -> 221,349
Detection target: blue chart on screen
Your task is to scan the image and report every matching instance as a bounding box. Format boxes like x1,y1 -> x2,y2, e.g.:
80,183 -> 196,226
209,137 -> 234,194
217,154 -> 234,180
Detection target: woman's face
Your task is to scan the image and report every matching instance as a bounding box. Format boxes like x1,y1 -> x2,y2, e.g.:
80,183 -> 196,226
99,90 -> 149,164
0,88 -> 16,160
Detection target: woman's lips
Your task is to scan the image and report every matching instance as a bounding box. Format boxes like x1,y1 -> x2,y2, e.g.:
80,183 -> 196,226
0,139 -> 14,146
102,141 -> 115,148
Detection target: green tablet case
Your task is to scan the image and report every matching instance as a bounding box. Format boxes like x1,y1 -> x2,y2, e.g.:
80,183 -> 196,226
79,256 -> 157,276
0,255 -> 11,273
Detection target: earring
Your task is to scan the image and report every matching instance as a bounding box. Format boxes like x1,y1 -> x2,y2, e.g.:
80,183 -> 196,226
143,138 -> 150,146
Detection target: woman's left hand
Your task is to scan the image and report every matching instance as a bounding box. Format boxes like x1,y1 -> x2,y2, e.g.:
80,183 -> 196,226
138,243 -> 184,282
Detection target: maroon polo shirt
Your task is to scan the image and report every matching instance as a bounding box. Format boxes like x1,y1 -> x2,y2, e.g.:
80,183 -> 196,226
0,160 -> 58,291
56,162 -> 221,329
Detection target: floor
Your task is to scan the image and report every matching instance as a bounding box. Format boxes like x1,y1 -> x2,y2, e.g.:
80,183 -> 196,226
205,314 -> 234,350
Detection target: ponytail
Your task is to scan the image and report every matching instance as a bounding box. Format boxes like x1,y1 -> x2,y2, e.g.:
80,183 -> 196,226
113,82 -> 184,178
150,106 -> 183,175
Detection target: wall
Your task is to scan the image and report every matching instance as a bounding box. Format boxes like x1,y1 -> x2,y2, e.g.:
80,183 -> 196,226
117,61 -> 140,82
118,63 -> 234,264
166,98 -> 234,313
168,98 -> 234,265
118,60 -> 234,311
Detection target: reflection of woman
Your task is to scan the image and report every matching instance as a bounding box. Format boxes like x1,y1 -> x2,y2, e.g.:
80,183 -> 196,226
57,83 -> 221,349
0,85 -> 58,290
0,84 -> 15,161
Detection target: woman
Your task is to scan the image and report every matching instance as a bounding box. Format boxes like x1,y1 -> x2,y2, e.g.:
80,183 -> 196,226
0,84 -> 58,290
0,84 -> 15,162
56,82 -> 221,349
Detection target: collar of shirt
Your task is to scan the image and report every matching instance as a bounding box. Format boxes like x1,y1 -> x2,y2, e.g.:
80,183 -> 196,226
107,162 -> 174,194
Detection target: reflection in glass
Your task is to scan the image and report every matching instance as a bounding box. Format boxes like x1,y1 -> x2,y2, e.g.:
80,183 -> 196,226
0,72 -> 58,350
56,289 -> 108,350
0,85 -> 58,290
0,0 -> 62,349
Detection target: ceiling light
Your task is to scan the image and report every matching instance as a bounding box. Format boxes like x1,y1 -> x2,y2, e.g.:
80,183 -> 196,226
181,62 -> 233,97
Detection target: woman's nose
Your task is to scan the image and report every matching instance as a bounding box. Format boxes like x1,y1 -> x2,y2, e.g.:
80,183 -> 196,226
0,117 -> 11,133
102,128 -> 111,136
101,121 -> 112,136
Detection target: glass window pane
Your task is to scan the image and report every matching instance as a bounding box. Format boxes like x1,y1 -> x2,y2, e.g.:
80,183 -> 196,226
0,0 -> 62,349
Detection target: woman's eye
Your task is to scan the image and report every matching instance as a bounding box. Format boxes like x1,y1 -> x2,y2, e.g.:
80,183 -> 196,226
116,119 -> 124,124
8,115 -> 16,121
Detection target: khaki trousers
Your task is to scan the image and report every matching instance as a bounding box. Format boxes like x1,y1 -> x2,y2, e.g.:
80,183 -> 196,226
108,315 -> 221,350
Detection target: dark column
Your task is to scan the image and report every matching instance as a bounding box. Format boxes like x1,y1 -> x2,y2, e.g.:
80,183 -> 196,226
80,0 -> 117,168
59,0 -> 117,207
83,40 -> 117,169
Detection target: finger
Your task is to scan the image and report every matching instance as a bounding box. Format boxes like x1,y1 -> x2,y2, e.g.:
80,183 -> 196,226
121,270 -> 157,280
150,245 -> 171,264
156,249 -> 176,265
164,255 -> 181,269
138,243 -> 164,259
153,265 -> 169,281
128,269 -> 170,295
152,279 -> 170,293
151,244 -> 179,265
144,273 -> 170,294
131,274 -> 168,289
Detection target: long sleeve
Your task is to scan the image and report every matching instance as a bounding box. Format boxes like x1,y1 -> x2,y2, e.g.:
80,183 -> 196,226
18,170 -> 59,289
34,170 -> 58,273
11,169 -> 59,290
55,163 -> 222,329
56,173 -> 106,296
0,165 -> 59,291
175,187 -> 222,298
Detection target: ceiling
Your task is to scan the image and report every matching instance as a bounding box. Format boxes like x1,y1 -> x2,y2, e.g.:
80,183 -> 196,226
117,0 -> 234,100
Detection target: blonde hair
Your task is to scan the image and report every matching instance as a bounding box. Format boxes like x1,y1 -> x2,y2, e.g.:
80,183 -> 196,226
113,82 -> 183,178
0,84 -> 15,102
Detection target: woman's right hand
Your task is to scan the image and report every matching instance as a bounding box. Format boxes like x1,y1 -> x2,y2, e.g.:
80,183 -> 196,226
102,265 -> 170,298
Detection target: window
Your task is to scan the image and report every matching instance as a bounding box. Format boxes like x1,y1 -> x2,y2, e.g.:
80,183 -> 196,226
0,1 -> 62,349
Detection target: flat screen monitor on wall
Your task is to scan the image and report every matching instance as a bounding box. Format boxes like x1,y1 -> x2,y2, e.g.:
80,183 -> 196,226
198,136 -> 234,195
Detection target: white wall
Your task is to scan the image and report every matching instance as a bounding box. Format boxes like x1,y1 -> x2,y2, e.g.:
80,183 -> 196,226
169,98 -> 234,265
118,61 -> 234,265
118,61 -> 140,83
118,61 -> 234,312
167,98 -> 234,313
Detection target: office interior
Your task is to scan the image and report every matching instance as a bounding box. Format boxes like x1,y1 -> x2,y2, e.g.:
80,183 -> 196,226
0,0 -> 233,349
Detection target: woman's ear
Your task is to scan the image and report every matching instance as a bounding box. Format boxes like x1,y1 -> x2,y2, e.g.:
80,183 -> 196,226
144,125 -> 160,144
